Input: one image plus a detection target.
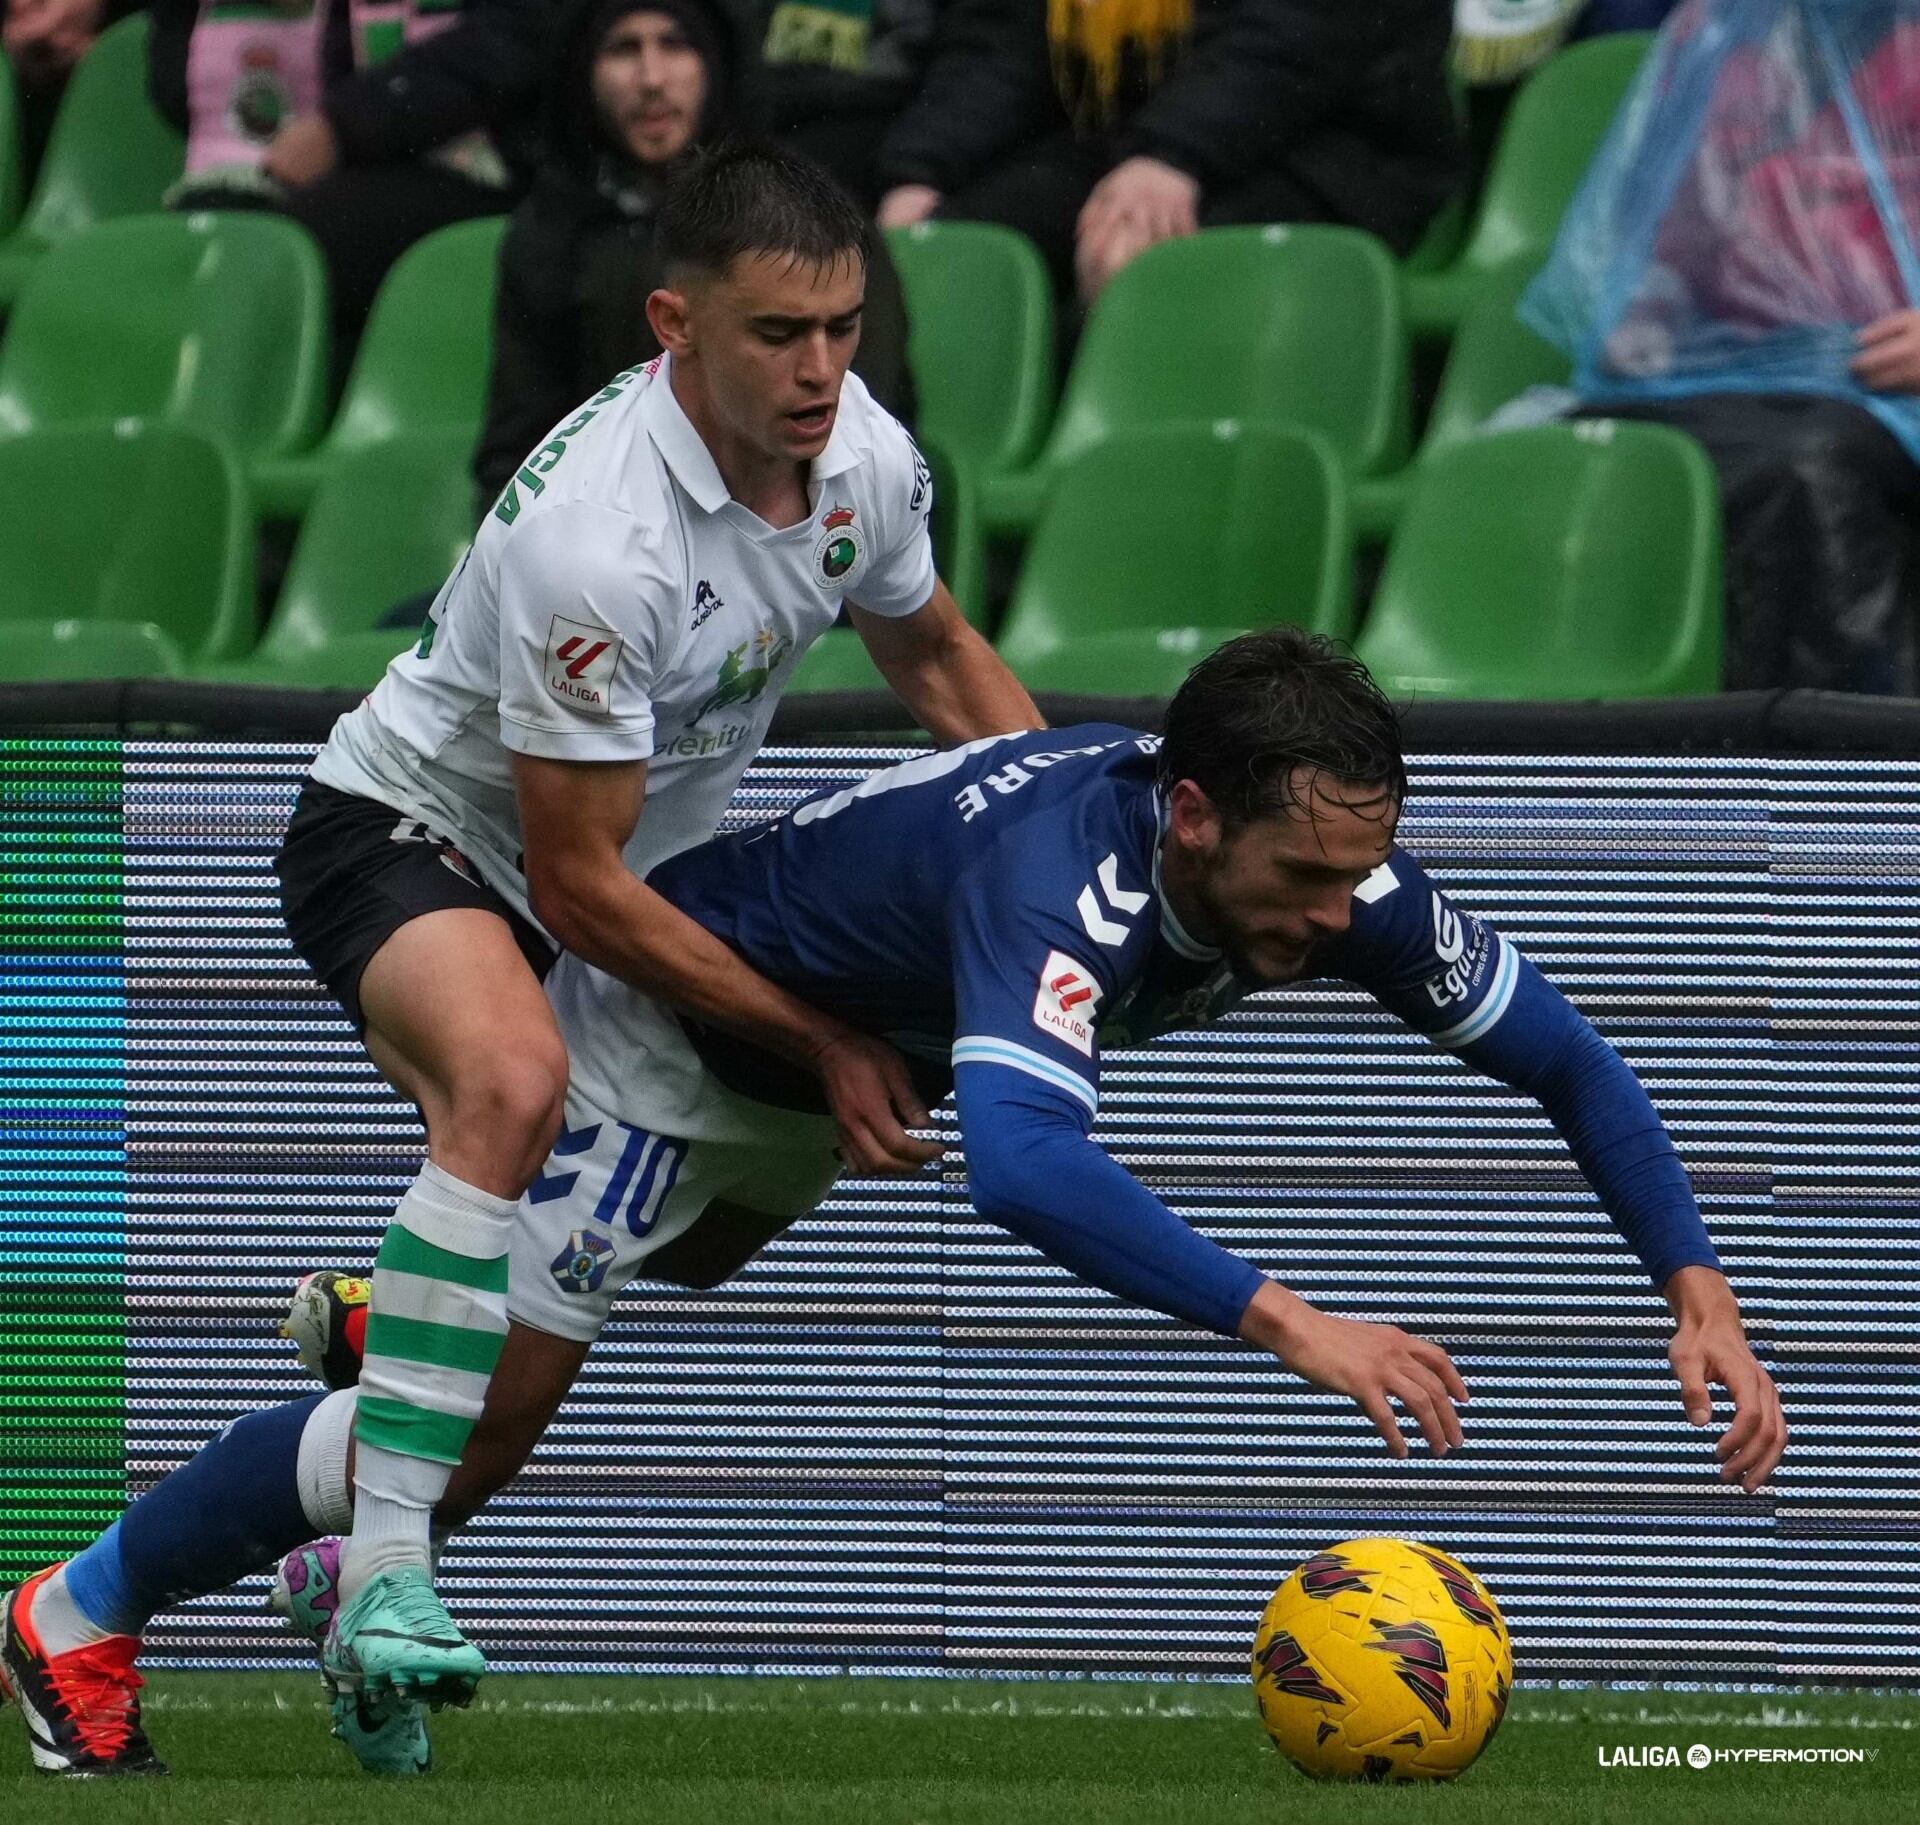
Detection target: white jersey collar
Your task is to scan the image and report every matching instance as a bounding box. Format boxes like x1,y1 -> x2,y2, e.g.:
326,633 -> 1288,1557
644,351 -> 865,518
1151,788 -> 1221,961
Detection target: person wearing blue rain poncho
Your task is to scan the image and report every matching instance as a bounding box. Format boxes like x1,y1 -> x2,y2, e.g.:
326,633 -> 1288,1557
1520,0 -> 1920,694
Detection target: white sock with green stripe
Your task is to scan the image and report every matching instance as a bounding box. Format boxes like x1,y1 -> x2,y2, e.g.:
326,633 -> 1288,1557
339,1161 -> 515,1603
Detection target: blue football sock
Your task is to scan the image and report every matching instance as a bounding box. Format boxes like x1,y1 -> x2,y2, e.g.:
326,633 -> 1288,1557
62,1392 -> 328,1638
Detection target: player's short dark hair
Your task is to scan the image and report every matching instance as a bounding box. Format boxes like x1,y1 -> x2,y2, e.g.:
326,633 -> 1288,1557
656,138 -> 870,282
1160,629 -> 1406,827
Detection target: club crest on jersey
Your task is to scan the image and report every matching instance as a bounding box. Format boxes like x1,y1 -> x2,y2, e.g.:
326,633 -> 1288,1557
1033,948 -> 1102,1056
813,503 -> 865,589
544,613 -> 622,714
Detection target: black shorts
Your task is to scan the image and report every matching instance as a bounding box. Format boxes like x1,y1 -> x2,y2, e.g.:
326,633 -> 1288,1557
275,780 -> 555,1034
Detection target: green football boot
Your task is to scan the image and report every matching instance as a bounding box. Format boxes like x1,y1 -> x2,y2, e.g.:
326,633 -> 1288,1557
271,1539 -> 431,1775
322,1565 -> 483,1712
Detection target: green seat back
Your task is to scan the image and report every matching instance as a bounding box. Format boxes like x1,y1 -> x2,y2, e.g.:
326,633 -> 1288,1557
329,217 -> 507,454
998,423 -> 1351,692
885,221 -> 1054,478
257,438 -> 478,666
13,17 -> 184,248
1356,421 -> 1721,699
0,422 -> 251,656
1047,227 -> 1408,481
1407,33 -> 1650,331
1458,33 -> 1653,281
0,616 -> 186,680
0,212 -> 328,459
1421,270 -> 1570,460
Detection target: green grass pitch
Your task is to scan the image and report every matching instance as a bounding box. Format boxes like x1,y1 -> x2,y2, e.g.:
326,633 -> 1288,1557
5,1675 -> 1917,1824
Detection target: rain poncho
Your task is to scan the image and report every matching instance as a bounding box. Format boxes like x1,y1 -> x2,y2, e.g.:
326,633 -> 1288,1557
1522,0 -> 1920,461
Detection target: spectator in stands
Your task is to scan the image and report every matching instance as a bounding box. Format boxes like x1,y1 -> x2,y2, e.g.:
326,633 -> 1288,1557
3,0 -> 136,171
474,0 -> 914,503
1522,0 -> 1920,693
759,0 -> 936,206
873,0 -> 1460,307
149,0 -> 552,344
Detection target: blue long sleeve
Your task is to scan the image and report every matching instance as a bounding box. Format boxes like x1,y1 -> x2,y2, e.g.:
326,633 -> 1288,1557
1461,952 -> 1723,1290
954,1063 -> 1266,1336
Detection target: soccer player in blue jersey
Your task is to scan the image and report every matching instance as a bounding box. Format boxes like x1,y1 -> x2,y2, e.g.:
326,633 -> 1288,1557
0,630 -> 1786,1776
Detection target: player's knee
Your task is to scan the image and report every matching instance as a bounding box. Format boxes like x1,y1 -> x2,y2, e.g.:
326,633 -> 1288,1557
445,1049 -> 569,1182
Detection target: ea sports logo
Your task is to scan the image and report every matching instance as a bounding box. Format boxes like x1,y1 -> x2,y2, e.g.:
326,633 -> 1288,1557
813,504 -> 865,589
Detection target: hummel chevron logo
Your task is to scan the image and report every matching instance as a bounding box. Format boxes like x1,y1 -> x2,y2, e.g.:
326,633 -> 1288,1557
527,1121 -> 603,1205
1076,853 -> 1149,947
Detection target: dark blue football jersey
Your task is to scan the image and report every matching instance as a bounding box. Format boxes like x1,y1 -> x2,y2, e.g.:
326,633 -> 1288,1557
651,724 -> 1521,1126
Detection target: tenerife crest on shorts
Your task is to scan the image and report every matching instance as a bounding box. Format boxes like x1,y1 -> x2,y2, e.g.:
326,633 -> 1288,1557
812,502 -> 865,589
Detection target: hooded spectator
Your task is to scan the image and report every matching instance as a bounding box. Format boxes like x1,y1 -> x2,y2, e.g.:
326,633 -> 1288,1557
476,0 -> 915,501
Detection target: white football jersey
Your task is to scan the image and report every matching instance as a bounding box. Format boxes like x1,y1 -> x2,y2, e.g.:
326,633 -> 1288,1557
311,353 -> 935,927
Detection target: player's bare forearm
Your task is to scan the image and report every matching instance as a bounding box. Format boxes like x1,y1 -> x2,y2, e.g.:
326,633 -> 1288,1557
513,748 -> 939,1174
513,749 -> 843,1066
850,587 -> 1043,743
1662,1262 -> 1739,1323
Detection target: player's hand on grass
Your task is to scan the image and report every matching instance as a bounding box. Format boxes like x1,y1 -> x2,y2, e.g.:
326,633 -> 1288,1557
1664,1265 -> 1788,1494
810,1028 -> 944,1175
1239,1280 -> 1467,1459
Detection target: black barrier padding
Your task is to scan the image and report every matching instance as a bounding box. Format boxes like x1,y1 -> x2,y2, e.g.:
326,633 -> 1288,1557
4,679 -> 1920,753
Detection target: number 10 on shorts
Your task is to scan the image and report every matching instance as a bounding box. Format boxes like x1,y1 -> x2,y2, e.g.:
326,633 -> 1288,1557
591,1122 -> 688,1237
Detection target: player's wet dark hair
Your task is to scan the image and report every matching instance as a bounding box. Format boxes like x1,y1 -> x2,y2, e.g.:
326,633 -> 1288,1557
656,138 -> 870,281
1160,629 -> 1406,828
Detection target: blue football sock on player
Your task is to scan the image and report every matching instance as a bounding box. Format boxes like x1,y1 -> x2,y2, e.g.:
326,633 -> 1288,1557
62,1392 -> 328,1639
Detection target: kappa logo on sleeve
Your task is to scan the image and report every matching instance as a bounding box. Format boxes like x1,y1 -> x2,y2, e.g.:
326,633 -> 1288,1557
1033,948 -> 1103,1056
545,613 -> 623,715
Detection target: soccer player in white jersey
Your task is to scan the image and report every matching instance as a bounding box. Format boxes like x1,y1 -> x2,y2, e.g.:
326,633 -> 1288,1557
0,140 -> 1040,1776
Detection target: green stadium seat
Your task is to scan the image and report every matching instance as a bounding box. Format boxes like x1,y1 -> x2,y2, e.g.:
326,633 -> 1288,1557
995,422 -> 1351,697
0,18 -> 186,306
0,421 -> 252,659
1354,420 -> 1721,700
201,437 -> 477,686
885,221 -> 1054,486
252,216 -> 507,518
0,616 -> 186,681
1405,33 -> 1653,336
1353,269 -> 1570,534
786,429 -> 984,695
0,211 -> 328,460
983,225 -> 1407,535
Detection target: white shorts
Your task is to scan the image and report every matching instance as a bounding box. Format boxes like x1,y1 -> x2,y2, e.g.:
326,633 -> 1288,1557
507,955 -> 843,1342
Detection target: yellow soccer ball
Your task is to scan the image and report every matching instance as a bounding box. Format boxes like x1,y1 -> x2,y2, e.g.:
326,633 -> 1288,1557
1251,1536 -> 1513,1782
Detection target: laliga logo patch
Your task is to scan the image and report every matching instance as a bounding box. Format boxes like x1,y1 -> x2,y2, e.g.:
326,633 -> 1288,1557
813,503 -> 865,589
550,1229 -> 614,1295
544,613 -> 622,715
1033,948 -> 1102,1056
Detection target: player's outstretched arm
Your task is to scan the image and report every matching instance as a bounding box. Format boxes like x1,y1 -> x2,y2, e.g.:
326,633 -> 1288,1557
1333,853 -> 1788,1492
955,1067 -> 1468,1459
849,586 -> 1043,744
